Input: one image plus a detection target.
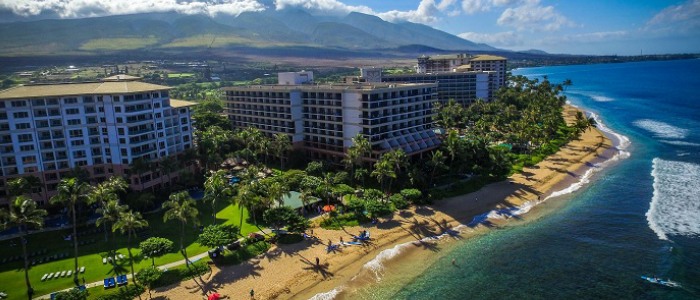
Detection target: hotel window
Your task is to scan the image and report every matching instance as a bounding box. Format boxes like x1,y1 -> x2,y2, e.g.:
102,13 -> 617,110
118,128 -> 125,135
46,98 -> 59,105
11,100 -> 27,107
113,95 -> 121,102
69,129 -> 83,138
71,140 -> 84,146
66,108 -> 80,115
63,98 -> 78,104
14,112 -> 29,118
67,119 -> 81,125
22,156 -> 37,164
0,112 -> 6,119
20,145 -> 34,151
83,96 -> 94,103
32,99 -> 46,106
15,123 -> 31,130
115,107 -> 122,113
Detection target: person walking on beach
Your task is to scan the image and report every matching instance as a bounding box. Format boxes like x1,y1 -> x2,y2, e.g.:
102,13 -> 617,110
340,236 -> 344,244
316,257 -> 320,267
250,288 -> 255,299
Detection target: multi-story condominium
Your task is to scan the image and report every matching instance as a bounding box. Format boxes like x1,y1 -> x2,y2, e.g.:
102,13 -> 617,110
347,67 -> 494,104
223,72 -> 441,162
0,75 -> 195,205
416,53 -> 507,89
381,71 -> 493,104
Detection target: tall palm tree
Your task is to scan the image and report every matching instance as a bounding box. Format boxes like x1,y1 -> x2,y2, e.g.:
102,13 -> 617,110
371,156 -> 396,199
271,133 -> 292,169
235,184 -> 259,231
203,170 -> 233,224
96,199 -> 128,258
51,177 -> 91,286
427,150 -> 448,187
162,191 -> 199,266
113,210 -> 148,282
9,195 -> 47,299
266,180 -> 290,208
129,158 -> 150,191
90,176 -> 128,242
160,157 -> 179,191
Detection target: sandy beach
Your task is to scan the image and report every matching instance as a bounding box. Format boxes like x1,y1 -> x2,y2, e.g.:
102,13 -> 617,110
148,105 -> 615,300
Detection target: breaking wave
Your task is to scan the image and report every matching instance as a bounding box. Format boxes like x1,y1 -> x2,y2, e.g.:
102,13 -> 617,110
633,119 -> 689,139
590,95 -> 614,102
646,158 -> 700,240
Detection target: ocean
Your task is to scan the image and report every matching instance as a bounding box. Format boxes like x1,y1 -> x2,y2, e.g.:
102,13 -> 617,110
312,59 -> 700,299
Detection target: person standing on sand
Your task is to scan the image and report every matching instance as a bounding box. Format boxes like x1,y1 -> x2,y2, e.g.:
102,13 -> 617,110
250,288 -> 255,299
316,257 -> 320,266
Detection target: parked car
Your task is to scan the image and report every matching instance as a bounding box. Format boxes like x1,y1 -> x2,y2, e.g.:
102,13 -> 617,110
226,240 -> 241,251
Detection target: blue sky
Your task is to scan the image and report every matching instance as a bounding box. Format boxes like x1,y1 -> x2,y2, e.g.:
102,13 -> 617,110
1,0 -> 698,55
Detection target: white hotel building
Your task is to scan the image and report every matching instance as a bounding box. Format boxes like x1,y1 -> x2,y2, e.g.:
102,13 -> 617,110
0,75 -> 195,205
224,72 -> 441,162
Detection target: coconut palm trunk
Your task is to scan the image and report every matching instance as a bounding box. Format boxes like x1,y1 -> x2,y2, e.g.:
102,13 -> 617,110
20,234 -> 33,299
71,206 -> 79,285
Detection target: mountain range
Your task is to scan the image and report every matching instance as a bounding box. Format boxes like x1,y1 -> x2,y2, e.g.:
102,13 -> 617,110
0,10 -> 499,57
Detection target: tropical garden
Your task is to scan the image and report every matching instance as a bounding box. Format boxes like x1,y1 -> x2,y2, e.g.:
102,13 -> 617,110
0,74 -> 596,300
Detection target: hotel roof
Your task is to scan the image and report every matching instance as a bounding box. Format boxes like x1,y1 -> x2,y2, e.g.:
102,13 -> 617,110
0,81 -> 172,100
470,54 -> 507,61
223,82 -> 435,92
170,99 -> 198,108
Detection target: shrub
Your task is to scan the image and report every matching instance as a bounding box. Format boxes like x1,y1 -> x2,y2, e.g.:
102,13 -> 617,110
54,288 -> 88,300
400,189 -> 425,204
218,241 -> 271,265
277,233 -> 304,244
95,285 -> 145,300
319,212 -> 367,230
390,194 -> 409,209
364,199 -> 393,218
345,196 -> 365,216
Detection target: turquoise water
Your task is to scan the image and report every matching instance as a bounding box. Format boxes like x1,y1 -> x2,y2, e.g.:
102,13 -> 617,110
330,60 -> 700,299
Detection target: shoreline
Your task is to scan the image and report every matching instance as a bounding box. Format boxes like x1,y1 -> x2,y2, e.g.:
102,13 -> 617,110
150,105 -> 623,300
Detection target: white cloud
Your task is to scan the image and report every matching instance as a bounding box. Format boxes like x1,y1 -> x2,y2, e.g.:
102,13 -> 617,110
0,0 -> 266,18
460,0 -> 519,14
377,0 -> 460,24
458,31 -> 522,46
645,0 -> 700,34
497,0 -> 574,31
274,0 -> 374,15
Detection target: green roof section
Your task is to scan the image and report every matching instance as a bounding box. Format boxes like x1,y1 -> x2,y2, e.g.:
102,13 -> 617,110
282,191 -> 321,209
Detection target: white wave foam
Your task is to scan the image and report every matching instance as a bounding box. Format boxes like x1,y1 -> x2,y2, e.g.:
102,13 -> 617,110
590,95 -> 614,102
633,119 -> 689,139
646,158 -> 700,241
660,140 -> 700,147
308,287 -> 343,300
466,111 -> 630,228
362,241 -> 414,281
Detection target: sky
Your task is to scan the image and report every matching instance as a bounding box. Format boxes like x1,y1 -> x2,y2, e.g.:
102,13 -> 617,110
0,0 -> 698,55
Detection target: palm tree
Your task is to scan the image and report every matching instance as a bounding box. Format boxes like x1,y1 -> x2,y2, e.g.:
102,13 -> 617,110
203,170 -> 233,224
129,158 -> 151,191
90,176 -> 128,242
113,210 -> 148,283
271,133 -> 292,169
51,177 -> 91,286
236,184 -> 259,231
96,199 -> 127,258
427,150 -> 448,187
266,180 -> 290,208
162,191 -> 199,266
7,177 -> 40,198
371,157 -> 396,200
160,157 -> 179,191
9,195 -> 47,299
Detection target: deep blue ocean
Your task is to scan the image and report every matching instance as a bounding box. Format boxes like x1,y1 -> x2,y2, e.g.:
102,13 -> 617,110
325,59 -> 700,300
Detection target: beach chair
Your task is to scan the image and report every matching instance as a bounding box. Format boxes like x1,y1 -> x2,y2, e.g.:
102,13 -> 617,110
66,270 -> 72,277
103,278 -> 110,288
47,272 -> 54,280
59,271 -> 66,277
109,277 -> 116,288
80,266 -> 85,273
118,254 -> 125,260
102,257 -> 107,264
41,273 -> 48,281
117,274 -> 128,286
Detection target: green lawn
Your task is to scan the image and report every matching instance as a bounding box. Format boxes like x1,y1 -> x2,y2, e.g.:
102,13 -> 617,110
0,201 -> 257,300
167,73 -> 195,78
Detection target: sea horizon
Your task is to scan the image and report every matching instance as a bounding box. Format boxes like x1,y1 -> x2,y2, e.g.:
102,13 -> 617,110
310,59 -> 700,300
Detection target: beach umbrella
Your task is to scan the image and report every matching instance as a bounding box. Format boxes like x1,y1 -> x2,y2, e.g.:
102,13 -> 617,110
322,205 -> 335,212
208,293 -> 221,300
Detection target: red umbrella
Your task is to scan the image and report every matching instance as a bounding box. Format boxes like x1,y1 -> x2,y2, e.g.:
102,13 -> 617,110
322,205 -> 335,212
208,293 -> 221,300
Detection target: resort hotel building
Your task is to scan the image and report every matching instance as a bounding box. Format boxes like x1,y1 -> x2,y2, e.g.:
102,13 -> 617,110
0,75 -> 196,205
347,54 -> 507,105
223,71 -> 441,162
